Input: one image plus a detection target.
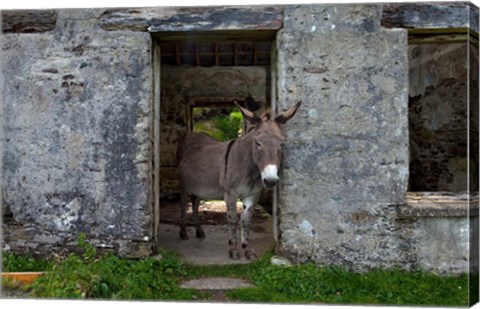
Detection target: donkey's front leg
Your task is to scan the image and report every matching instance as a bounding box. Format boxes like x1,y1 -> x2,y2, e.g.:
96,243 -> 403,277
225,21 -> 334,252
241,194 -> 259,260
225,192 -> 240,260
191,195 -> 205,239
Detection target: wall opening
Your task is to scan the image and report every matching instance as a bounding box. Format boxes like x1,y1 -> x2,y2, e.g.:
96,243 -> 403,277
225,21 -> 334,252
188,97 -> 244,139
407,29 -> 478,207
152,30 -> 277,263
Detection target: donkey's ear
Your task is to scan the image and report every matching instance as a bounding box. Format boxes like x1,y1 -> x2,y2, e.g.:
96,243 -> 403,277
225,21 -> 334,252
235,102 -> 261,124
275,101 -> 302,125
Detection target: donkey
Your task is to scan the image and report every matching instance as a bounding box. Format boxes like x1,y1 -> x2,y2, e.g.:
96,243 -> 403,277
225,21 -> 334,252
177,101 -> 301,260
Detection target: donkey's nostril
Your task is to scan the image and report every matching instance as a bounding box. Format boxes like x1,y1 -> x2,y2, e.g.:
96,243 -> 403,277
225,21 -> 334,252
263,178 -> 278,188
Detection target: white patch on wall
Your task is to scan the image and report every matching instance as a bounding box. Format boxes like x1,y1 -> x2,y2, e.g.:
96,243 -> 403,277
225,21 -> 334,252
53,198 -> 80,232
307,109 -> 319,120
298,219 -> 316,237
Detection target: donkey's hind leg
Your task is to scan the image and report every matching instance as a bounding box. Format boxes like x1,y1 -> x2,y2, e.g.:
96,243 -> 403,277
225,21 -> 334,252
191,195 -> 205,239
179,189 -> 189,240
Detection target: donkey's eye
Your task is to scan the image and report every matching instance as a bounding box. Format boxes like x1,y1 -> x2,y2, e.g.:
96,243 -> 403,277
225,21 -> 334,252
255,141 -> 262,148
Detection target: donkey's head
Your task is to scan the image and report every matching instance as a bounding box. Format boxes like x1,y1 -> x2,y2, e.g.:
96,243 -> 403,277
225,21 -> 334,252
236,102 -> 302,189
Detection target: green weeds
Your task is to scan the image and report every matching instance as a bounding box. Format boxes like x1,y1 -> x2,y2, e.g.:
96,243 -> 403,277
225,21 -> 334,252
229,261 -> 468,306
193,108 -> 242,141
1,252 -> 53,273
4,235 -> 202,300
1,242 -> 469,305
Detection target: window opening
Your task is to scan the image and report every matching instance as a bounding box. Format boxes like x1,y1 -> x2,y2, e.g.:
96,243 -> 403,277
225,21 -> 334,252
407,29 -> 478,211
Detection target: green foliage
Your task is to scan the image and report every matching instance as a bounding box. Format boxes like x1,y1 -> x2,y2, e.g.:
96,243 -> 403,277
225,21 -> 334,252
2,253 -> 53,272
193,108 -> 243,141
27,235 -> 201,300
3,244 -> 469,305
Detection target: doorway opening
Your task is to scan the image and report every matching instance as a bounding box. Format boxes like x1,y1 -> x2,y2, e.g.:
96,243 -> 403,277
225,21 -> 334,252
152,30 -> 277,264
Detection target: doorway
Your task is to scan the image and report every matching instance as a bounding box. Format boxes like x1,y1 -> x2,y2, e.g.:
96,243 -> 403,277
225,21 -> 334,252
151,30 -> 278,263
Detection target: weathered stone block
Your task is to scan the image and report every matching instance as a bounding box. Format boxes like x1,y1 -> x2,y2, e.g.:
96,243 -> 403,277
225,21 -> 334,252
414,217 -> 471,274
276,4 -> 409,270
2,9 -> 154,257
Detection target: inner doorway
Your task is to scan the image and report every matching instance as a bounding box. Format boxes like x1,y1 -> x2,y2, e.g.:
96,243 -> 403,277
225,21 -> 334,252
152,30 -> 277,264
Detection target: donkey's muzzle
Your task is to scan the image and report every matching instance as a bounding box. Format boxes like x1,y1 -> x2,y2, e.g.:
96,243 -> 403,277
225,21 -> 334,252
261,164 -> 279,189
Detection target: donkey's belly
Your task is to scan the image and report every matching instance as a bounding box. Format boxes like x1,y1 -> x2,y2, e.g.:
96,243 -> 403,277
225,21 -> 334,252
181,171 -> 224,199
189,185 -> 224,200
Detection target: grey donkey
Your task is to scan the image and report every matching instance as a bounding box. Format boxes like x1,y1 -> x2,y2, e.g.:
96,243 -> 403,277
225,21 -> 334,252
177,101 -> 301,260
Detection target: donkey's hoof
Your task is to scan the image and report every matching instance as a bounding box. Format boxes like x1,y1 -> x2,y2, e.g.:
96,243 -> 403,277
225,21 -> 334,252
179,229 -> 189,240
229,249 -> 241,260
245,250 -> 258,260
196,229 -> 206,239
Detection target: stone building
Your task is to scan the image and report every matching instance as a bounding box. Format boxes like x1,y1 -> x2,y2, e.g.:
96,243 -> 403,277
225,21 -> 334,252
1,2 -> 478,276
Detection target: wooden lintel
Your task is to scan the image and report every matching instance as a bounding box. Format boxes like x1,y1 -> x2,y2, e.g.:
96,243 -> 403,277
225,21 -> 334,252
1,10 -> 57,33
408,28 -> 479,46
382,2 -> 478,34
100,6 -> 283,32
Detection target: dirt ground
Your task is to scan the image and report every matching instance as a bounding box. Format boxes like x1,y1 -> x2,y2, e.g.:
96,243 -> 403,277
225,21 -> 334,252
158,198 -> 274,265
160,198 -> 270,227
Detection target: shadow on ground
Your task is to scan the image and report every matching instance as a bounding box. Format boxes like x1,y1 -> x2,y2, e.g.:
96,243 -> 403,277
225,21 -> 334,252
158,200 -> 274,265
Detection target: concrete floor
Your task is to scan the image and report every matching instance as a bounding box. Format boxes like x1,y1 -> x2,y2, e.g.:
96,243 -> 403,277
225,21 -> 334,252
157,218 -> 274,265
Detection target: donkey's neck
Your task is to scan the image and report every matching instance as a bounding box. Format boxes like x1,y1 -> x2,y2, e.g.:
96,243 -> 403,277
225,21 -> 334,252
227,133 -> 255,171
224,132 -> 261,191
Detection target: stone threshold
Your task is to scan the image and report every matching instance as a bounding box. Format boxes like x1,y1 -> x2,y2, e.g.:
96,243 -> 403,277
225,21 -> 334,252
398,191 -> 479,218
180,277 -> 253,290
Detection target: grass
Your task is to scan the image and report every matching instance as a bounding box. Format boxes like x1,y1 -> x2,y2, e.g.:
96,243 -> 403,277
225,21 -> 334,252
1,252 -> 53,273
234,263 -> 468,305
184,255 -> 469,306
1,237 -> 470,305
193,108 -> 243,141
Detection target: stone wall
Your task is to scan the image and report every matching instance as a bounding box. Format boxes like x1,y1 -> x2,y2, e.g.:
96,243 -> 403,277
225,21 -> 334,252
275,4 -> 412,271
1,9 -> 154,257
159,66 -> 268,197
